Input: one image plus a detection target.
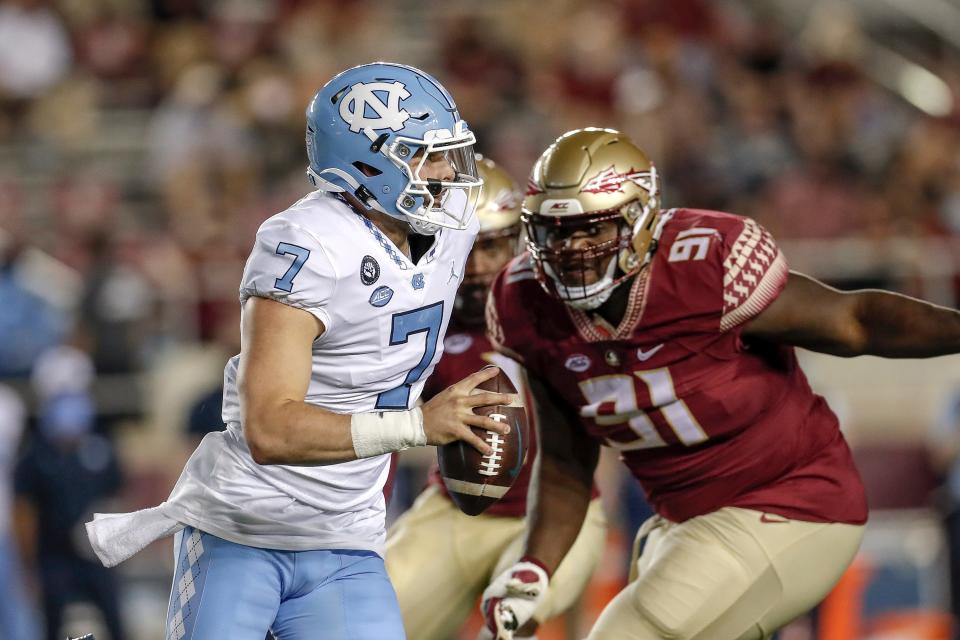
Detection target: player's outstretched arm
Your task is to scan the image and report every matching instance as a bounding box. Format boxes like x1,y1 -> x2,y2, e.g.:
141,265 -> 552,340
240,297 -> 511,465
743,271 -> 960,358
481,372 -> 599,638
524,372 -> 599,573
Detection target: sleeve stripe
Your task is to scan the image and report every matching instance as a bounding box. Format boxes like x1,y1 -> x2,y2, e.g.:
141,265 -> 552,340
722,218 -> 763,287
720,252 -> 787,331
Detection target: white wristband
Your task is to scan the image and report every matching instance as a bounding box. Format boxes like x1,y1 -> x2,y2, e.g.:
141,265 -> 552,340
350,407 -> 426,458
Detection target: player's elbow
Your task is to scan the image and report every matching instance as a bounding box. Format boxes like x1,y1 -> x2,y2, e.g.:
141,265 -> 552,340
247,436 -> 279,465
243,412 -> 288,465
245,424 -> 279,465
830,295 -> 872,357
828,317 -> 870,357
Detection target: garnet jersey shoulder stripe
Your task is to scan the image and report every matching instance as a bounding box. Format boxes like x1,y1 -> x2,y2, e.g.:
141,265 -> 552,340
720,218 -> 788,331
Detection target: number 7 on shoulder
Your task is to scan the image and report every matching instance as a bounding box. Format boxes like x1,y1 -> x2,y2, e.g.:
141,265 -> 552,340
274,242 -> 311,292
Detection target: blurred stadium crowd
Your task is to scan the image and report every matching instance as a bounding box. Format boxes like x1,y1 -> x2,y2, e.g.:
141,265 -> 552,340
1,0 -> 960,638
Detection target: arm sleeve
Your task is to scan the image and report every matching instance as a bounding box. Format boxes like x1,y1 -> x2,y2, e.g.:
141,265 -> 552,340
719,217 -> 789,332
239,218 -> 338,332
486,255 -> 539,374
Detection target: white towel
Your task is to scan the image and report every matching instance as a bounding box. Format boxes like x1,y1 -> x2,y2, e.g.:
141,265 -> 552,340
85,505 -> 184,568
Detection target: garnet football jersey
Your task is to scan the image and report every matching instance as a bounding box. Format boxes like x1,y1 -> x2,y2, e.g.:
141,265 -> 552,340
421,327 -> 535,518
488,208 -> 867,525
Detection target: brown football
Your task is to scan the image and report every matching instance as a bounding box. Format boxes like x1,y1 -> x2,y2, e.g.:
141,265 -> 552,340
438,366 -> 528,516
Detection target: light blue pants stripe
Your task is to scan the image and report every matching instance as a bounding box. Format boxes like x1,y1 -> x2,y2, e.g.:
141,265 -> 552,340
165,527 -> 404,640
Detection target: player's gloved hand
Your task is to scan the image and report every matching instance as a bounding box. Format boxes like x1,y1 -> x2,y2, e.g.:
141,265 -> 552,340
480,557 -> 550,640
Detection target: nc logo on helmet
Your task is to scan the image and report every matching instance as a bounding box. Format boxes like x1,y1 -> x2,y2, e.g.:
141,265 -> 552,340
339,81 -> 411,140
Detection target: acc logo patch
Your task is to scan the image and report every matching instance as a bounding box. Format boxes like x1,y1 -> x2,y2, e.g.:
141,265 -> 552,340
444,333 -> 473,354
564,353 -> 592,372
369,285 -> 394,308
339,81 -> 410,141
360,255 -> 379,286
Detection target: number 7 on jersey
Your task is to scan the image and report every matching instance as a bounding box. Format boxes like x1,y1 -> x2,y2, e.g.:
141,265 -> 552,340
274,242 -> 311,292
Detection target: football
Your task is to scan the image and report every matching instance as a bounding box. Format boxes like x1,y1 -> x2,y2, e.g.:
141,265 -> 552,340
438,367 -> 528,516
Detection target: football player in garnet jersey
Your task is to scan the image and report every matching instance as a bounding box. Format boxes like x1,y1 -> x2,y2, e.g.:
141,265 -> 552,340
480,127 -> 960,640
386,157 -> 607,640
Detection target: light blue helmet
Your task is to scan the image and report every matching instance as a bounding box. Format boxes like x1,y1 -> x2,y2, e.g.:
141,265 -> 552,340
306,62 -> 483,235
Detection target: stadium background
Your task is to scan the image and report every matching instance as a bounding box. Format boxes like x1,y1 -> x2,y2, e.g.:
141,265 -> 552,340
2,0 -> 960,638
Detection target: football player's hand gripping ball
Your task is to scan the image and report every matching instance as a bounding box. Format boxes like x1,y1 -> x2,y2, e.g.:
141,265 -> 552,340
480,559 -> 549,639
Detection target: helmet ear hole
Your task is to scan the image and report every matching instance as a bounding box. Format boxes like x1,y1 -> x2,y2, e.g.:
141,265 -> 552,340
352,161 -> 382,177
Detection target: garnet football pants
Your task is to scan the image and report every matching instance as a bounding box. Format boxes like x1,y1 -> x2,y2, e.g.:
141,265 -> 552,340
588,507 -> 864,640
385,486 -> 607,640
165,526 -> 404,640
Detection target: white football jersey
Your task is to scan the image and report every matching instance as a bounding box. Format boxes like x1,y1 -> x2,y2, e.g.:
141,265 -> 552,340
162,190 -> 477,554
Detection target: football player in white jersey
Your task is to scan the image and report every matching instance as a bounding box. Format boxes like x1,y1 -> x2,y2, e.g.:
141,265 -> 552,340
84,62 -> 514,640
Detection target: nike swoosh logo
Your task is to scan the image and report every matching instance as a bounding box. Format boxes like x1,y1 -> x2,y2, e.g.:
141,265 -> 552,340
760,513 -> 789,524
636,344 -> 664,361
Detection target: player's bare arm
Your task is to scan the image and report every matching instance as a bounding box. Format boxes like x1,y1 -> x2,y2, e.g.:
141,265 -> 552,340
239,296 -> 350,464
240,297 -> 511,465
743,271 -> 960,357
523,372 -> 600,574
480,372 -> 600,638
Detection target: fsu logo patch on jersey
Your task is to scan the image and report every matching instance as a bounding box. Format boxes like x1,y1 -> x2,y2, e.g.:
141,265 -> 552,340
360,255 -> 379,285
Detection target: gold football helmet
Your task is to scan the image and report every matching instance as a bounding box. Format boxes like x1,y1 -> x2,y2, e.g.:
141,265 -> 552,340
523,128 -> 661,309
475,155 -> 522,239
455,156 -> 523,325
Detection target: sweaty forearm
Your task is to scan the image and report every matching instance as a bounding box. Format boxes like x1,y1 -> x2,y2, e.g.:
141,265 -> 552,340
854,290 -> 960,358
524,454 -> 592,575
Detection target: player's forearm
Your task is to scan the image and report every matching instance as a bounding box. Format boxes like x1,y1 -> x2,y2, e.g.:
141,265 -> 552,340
851,290 -> 960,358
245,398 -> 428,465
523,453 -> 592,575
244,399 -> 356,465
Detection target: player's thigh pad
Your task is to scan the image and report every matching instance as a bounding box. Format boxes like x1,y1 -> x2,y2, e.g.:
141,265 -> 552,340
166,527 -> 282,640
587,508 -> 863,640
386,486 -> 525,640
494,498 -> 608,624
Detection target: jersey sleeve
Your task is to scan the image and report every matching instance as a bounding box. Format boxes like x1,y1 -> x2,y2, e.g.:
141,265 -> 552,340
239,217 -> 338,331
719,217 -> 788,332
486,254 -> 539,373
